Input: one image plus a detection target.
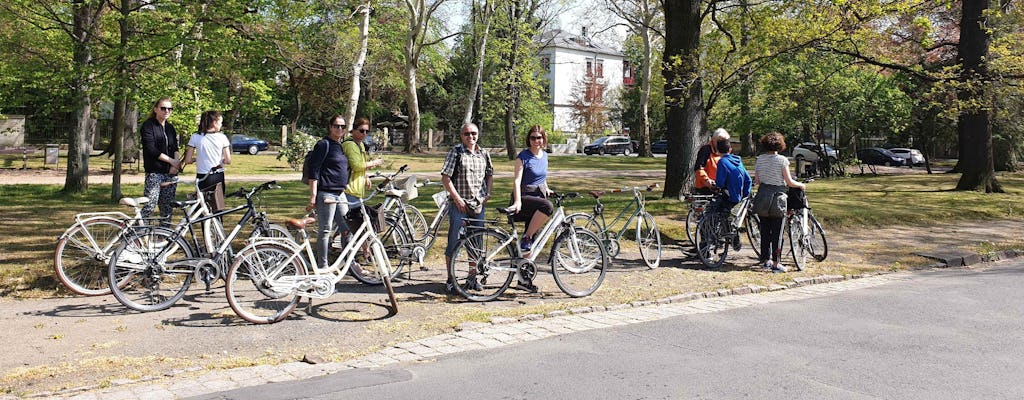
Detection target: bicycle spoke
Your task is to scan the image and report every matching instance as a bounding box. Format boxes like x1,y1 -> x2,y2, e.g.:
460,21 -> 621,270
552,228 -> 607,297
447,230 -> 514,301
226,242 -> 305,324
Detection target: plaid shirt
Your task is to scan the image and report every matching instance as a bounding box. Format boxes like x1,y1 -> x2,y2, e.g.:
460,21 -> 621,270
441,144 -> 493,213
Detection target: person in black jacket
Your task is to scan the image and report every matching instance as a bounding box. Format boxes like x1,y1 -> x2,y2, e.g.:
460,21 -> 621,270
307,115 -> 351,269
140,97 -> 181,224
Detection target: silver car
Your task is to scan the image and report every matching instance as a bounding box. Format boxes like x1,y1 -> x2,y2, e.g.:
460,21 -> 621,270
888,148 -> 925,166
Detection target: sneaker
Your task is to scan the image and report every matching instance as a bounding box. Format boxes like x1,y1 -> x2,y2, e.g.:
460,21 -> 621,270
517,280 -> 538,293
519,235 -> 532,252
763,260 -> 774,271
732,235 -> 741,251
772,264 -> 788,273
465,275 -> 483,291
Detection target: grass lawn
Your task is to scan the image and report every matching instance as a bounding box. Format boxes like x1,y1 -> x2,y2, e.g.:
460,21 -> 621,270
1,153 -> 1022,298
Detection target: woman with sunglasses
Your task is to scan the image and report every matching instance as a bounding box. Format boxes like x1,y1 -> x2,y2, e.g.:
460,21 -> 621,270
508,125 -> 554,291
343,117 -> 384,205
140,97 -> 181,224
306,115 -> 351,270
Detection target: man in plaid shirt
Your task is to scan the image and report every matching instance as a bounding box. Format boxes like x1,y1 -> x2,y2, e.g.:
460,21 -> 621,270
441,123 -> 493,291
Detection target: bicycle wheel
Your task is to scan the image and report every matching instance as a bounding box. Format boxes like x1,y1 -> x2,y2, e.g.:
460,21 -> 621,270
685,208 -> 700,247
745,213 -> 762,259
351,218 -> 409,285
108,226 -> 195,312
694,213 -> 728,269
250,222 -> 296,243
636,211 -> 661,268
447,229 -> 515,301
787,215 -> 808,271
54,218 -> 125,296
402,204 -> 428,244
807,212 -> 828,262
551,228 -> 608,297
225,241 -> 307,324
566,212 -> 616,256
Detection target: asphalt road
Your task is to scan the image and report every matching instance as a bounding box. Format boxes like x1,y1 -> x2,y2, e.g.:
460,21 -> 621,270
191,260 -> 1024,400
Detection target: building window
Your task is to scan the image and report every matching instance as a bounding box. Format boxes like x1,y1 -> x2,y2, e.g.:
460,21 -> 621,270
541,56 -> 550,72
623,60 -> 634,86
596,59 -> 604,78
586,60 -> 593,77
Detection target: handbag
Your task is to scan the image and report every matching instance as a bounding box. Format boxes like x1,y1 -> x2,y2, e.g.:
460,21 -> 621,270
753,183 -> 787,218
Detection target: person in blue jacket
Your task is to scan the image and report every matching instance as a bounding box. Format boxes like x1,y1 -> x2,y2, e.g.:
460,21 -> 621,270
713,136 -> 752,211
306,115 -> 350,269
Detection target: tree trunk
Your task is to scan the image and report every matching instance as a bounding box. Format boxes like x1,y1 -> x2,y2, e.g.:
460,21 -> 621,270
738,0 -> 754,156
954,0 -> 1002,192
638,27 -> 653,157
661,0 -> 704,200
64,0 -> 98,194
463,0 -> 492,125
404,62 -> 421,152
347,3 -> 371,125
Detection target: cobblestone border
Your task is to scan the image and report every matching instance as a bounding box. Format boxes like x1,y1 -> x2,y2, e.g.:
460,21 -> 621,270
18,249 -> 1023,400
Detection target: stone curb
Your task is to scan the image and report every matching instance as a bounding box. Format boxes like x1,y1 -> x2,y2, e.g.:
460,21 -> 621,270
19,248 -> 1023,400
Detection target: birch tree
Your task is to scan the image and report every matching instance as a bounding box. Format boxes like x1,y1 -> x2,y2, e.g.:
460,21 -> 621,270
607,0 -> 661,157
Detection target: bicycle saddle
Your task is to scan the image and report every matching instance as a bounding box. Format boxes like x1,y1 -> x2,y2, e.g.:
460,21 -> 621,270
588,190 -> 606,199
286,216 -> 316,230
119,197 -> 150,207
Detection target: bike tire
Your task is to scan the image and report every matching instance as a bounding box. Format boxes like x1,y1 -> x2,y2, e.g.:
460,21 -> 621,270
225,241 -> 307,324
745,212 -> 762,259
694,213 -> 728,269
351,218 -> 409,285
54,217 -> 125,296
447,230 -> 515,302
685,208 -> 699,247
401,204 -> 428,244
551,228 -> 608,297
787,215 -> 808,271
566,212 -> 616,257
808,212 -> 828,262
250,222 -> 296,243
636,211 -> 661,268
108,226 -> 195,312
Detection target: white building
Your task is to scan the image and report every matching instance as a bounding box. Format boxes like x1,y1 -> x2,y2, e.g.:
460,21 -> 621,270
537,29 -> 632,138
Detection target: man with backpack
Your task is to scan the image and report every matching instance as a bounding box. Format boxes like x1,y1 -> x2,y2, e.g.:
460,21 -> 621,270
440,123 -> 493,293
305,115 -> 350,270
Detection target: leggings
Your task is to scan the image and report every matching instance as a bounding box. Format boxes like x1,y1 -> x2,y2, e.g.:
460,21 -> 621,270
759,216 -> 784,263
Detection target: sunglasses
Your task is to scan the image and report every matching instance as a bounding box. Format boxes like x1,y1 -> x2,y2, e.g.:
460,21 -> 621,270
462,131 -> 479,136
357,129 -> 369,133
159,106 -> 173,112
529,136 -> 544,140
331,124 -> 346,129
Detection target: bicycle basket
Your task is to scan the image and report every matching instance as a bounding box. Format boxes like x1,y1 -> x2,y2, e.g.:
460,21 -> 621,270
395,176 -> 418,201
432,190 -> 449,208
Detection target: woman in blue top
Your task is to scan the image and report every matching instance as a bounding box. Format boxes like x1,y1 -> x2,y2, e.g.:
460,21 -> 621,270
510,125 -> 554,256
306,115 -> 350,269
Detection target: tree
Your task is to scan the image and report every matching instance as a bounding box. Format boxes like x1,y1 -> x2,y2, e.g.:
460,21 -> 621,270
400,0 -> 455,152
463,0 -> 495,125
569,74 -> 611,137
954,0 -> 1002,192
661,0 -> 704,200
607,0 -> 662,157
346,2 -> 372,126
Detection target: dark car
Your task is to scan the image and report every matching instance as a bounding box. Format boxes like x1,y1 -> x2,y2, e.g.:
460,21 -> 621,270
583,135 -> 633,156
651,140 -> 668,154
231,134 -> 269,155
856,147 -> 905,166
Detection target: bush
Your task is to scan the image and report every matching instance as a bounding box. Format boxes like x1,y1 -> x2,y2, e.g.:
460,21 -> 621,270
276,131 -> 319,171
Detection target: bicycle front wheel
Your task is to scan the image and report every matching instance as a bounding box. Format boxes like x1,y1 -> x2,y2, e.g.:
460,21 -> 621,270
808,213 -> 828,262
745,213 -> 761,259
636,211 -> 661,268
54,217 -> 125,296
225,241 -> 306,324
551,228 -> 608,297
351,218 -> 409,285
787,216 -> 808,271
694,214 -> 728,269
448,230 -> 515,301
108,226 -> 195,312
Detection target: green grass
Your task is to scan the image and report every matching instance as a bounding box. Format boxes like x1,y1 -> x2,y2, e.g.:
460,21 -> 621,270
3,156 -> 1023,298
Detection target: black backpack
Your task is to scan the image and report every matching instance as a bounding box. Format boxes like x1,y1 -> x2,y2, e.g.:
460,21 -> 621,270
300,138 -> 328,185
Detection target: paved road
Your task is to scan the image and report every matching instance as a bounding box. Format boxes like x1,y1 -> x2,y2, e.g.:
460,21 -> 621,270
192,261 -> 1024,400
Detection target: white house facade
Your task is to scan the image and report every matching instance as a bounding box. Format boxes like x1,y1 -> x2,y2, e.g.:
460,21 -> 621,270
537,30 -> 631,138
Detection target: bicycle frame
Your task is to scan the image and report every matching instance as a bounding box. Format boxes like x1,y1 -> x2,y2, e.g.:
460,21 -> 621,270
592,189 -> 645,243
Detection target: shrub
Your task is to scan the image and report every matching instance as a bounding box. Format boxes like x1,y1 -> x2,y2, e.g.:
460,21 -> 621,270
276,131 -> 319,171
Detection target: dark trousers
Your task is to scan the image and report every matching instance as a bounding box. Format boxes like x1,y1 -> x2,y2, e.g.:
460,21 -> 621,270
759,216 -> 784,263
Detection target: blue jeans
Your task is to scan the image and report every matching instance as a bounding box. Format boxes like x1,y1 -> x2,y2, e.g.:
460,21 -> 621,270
444,203 -> 485,258
315,191 -> 350,269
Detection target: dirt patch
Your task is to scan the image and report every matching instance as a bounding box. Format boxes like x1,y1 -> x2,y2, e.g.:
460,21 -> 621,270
2,218 -> 1022,396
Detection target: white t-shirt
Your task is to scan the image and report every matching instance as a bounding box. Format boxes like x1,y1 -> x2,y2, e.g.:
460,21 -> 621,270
754,153 -> 789,186
187,132 -> 230,174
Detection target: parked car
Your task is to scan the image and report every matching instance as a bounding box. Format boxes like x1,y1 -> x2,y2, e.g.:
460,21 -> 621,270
792,142 -> 838,163
231,134 -> 269,155
584,135 -> 633,156
651,140 -> 668,154
856,147 -> 905,166
888,147 -> 924,166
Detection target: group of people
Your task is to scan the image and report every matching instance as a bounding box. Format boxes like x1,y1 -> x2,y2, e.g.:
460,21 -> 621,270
693,128 -> 806,273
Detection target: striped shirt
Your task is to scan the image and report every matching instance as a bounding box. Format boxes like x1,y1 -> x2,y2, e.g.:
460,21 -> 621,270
754,153 -> 788,186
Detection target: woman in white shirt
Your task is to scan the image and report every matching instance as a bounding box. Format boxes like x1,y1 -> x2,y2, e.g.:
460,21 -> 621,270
183,110 -> 231,212
753,132 -> 805,273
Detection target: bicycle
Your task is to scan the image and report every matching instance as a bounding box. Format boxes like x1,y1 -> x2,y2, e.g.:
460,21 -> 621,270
373,167 -> 450,276
55,175 -> 291,296
106,181 -> 287,311
683,193 -> 714,247
693,193 -> 758,269
447,192 -> 609,302
783,186 -> 828,271
567,184 -> 662,268
224,189 -> 398,324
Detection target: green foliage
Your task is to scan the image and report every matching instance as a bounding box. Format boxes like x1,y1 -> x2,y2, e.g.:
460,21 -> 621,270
275,131 -> 319,171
